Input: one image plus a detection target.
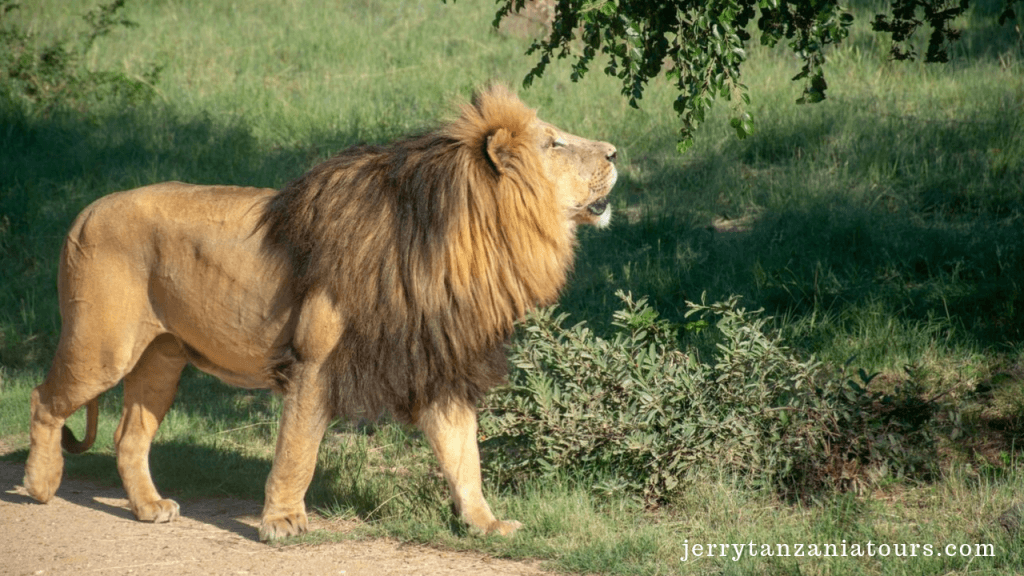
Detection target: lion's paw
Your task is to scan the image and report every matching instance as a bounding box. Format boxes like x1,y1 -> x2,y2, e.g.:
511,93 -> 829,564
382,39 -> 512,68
258,512 -> 309,542
485,519 -> 522,537
133,498 -> 181,523
22,470 -> 61,504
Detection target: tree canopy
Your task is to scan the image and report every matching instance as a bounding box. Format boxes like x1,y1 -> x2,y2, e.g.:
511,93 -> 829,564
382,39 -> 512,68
492,0 -> 1020,151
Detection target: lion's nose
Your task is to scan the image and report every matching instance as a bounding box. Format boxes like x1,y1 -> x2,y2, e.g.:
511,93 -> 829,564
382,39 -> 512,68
605,145 -> 617,163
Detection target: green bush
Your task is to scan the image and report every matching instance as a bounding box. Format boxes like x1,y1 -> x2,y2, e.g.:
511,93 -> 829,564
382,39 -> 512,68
0,0 -> 159,113
481,292 -> 940,504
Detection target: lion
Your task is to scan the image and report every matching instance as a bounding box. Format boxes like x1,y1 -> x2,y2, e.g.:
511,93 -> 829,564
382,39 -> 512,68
23,85 -> 617,541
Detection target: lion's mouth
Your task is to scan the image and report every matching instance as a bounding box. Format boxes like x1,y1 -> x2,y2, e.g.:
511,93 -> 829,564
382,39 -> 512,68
586,197 -> 609,216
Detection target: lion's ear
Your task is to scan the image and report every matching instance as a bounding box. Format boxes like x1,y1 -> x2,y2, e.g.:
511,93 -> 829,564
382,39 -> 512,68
485,128 -> 514,176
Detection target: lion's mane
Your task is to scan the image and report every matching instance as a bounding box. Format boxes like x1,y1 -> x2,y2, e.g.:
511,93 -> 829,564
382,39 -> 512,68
260,86 -> 577,420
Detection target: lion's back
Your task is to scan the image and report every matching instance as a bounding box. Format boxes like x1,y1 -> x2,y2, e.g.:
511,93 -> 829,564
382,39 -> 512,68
67,182 -> 275,247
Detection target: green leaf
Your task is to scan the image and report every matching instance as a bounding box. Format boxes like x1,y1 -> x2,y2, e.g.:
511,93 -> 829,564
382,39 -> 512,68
675,137 -> 694,154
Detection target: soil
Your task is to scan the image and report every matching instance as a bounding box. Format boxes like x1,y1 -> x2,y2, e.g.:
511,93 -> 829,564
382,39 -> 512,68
0,461 -> 555,576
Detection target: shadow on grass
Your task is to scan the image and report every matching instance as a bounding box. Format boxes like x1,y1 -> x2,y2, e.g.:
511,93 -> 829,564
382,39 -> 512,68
561,94 -> 1024,355
569,199 -> 1024,352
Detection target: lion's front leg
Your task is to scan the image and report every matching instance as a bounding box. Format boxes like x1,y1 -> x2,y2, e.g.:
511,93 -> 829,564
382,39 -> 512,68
259,369 -> 332,542
417,398 -> 522,537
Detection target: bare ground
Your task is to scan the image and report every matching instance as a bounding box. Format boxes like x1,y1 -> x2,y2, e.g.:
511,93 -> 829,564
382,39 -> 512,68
0,461 -> 555,576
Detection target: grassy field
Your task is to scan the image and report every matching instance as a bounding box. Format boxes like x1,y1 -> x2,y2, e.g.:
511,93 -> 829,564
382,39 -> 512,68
2,0 -> 1023,574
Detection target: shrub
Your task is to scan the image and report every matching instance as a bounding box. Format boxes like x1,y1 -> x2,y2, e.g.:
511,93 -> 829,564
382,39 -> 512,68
0,0 -> 160,113
481,291 -> 939,504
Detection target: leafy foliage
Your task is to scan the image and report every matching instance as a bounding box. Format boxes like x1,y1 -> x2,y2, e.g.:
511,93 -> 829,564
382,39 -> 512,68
481,292 -> 941,504
872,0 -> 987,62
492,0 -> 1020,151
0,0 -> 160,113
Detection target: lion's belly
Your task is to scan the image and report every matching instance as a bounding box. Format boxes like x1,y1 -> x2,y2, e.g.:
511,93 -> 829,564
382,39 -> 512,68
156,274 -> 294,390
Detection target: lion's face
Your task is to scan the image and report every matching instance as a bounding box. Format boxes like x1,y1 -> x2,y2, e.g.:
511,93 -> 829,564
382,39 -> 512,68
535,120 -> 617,229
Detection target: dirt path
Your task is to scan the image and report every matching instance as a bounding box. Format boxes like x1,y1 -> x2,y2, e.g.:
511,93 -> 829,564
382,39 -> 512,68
0,461 -> 554,576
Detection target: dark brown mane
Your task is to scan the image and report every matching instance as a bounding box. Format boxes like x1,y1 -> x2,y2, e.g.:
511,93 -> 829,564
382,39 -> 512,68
259,86 -> 577,420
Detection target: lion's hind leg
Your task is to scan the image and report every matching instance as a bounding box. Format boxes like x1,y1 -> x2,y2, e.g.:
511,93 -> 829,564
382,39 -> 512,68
26,218 -> 168,504
114,333 -> 187,523
24,330 -> 152,504
417,399 -> 522,537
24,360 -> 100,504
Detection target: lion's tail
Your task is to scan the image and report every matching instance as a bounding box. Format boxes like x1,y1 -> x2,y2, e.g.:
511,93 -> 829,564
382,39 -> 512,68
61,398 -> 98,454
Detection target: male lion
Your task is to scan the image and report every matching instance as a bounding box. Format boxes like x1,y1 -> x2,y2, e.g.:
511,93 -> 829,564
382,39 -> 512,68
23,85 -> 616,541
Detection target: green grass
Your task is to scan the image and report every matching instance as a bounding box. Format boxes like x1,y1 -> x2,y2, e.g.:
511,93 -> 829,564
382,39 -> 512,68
2,0 -> 1023,574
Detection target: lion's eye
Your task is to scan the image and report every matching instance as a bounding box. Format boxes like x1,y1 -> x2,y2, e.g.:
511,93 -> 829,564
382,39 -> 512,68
550,138 -> 567,149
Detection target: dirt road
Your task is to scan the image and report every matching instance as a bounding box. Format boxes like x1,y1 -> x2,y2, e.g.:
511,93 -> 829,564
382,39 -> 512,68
0,461 -> 553,576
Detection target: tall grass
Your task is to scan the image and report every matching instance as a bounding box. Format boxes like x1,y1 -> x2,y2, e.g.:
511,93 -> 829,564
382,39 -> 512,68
1,0 -> 1022,574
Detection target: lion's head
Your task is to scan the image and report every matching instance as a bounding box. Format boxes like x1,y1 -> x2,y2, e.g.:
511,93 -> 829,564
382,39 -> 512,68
536,118 -> 617,228
262,85 -> 618,419
452,85 -> 617,231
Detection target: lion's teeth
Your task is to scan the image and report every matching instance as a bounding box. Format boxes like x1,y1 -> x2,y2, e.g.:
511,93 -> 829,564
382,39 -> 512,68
587,198 -> 609,215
